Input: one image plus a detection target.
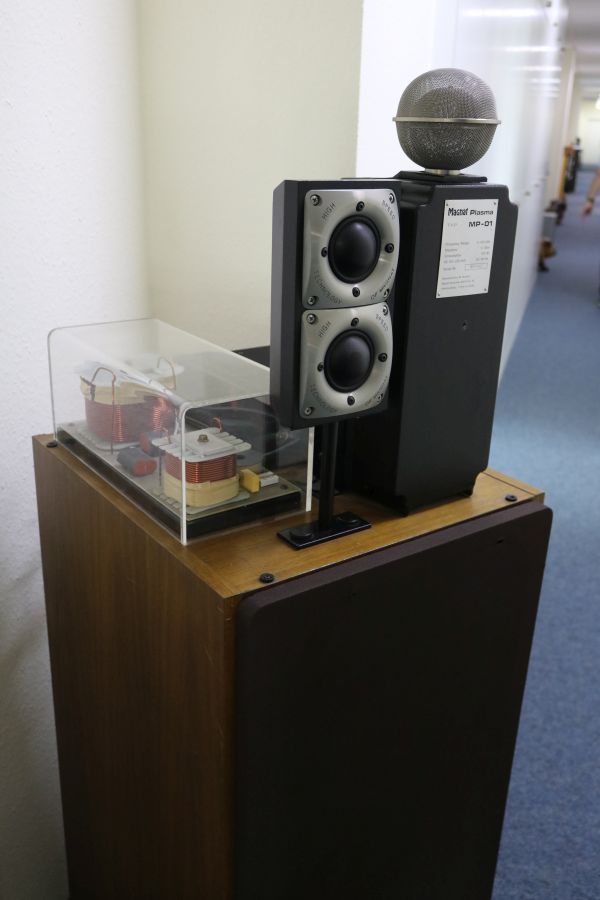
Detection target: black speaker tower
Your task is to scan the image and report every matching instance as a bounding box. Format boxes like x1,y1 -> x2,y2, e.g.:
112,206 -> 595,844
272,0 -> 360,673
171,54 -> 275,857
270,68 -> 518,540
343,172 -> 517,511
270,180 -> 401,547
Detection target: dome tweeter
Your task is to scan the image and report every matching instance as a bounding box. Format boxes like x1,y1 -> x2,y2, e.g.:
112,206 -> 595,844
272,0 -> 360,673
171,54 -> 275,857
302,188 -> 399,311
298,303 -> 392,421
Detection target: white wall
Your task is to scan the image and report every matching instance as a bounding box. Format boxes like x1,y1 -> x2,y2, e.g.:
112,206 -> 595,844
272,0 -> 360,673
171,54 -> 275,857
577,98 -> 600,165
356,0 -> 439,176
0,3 -> 146,897
138,0 -> 364,350
568,79 -> 584,159
546,47 -> 576,206
358,0 -> 565,371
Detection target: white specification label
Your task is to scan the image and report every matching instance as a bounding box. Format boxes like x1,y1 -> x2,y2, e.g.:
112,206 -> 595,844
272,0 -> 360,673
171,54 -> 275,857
436,199 -> 498,299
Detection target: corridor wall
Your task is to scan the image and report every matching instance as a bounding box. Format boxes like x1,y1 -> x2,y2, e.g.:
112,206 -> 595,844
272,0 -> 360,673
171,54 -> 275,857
357,0 -> 567,371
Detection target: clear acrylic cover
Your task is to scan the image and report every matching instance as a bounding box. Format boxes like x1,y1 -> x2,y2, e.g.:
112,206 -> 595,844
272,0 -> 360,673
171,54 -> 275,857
48,318 -> 313,543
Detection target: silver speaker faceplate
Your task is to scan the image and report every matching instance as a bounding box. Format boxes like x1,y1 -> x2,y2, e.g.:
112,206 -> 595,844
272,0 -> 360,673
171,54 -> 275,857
302,189 -> 399,310
299,303 -> 393,421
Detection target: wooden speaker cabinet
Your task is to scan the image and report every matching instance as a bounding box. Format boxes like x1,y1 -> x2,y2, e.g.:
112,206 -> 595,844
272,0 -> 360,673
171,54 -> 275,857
33,436 -> 551,900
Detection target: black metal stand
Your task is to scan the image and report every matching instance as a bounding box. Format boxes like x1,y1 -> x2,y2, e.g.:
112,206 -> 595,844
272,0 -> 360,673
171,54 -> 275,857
278,422 -> 371,549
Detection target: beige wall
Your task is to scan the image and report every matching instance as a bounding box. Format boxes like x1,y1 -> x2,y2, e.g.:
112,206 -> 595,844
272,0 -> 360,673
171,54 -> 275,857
138,0 -> 364,350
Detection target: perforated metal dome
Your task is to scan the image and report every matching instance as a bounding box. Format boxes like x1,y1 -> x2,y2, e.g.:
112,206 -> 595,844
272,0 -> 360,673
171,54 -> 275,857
393,68 -> 500,173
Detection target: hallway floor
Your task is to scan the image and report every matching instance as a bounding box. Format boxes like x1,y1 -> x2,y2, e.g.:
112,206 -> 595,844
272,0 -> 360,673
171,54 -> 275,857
489,171 -> 600,900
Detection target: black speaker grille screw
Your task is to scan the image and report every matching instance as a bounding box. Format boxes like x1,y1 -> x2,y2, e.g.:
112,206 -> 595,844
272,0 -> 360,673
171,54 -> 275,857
356,201 -> 365,211
352,287 -> 360,298
321,248 -> 328,257
317,363 -> 324,371
259,572 -> 275,584
385,243 -> 394,253
351,317 -> 359,327
347,396 -> 356,406
378,352 -> 388,362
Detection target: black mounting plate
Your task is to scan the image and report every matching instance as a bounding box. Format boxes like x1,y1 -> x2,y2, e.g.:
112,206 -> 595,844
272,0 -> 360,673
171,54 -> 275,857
278,510 -> 371,550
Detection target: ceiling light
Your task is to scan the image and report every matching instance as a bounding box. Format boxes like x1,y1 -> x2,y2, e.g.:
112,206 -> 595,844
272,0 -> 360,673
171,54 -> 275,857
516,66 -> 561,72
504,46 -> 556,52
465,8 -> 541,18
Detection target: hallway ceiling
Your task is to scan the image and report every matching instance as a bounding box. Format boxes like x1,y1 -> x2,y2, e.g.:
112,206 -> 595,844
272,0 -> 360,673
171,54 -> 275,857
566,0 -> 600,98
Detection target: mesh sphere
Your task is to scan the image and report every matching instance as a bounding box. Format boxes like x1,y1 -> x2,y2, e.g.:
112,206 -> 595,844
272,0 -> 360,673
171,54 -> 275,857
395,68 -> 499,171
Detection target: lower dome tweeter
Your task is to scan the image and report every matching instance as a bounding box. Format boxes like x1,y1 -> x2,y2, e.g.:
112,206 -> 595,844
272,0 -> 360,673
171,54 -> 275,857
324,330 -> 374,393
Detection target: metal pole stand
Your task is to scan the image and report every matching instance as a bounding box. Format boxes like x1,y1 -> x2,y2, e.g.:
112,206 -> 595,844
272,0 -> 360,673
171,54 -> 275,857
278,422 -> 371,549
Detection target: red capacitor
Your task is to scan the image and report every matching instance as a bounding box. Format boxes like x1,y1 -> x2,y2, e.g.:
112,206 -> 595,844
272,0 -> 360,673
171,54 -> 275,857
117,447 -> 157,477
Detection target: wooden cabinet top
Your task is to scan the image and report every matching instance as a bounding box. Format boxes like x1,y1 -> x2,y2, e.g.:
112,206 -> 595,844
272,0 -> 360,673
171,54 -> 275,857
34,435 -> 543,601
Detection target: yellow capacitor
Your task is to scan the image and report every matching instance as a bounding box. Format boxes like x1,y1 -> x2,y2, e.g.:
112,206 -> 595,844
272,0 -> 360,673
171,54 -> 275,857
239,467 -> 261,493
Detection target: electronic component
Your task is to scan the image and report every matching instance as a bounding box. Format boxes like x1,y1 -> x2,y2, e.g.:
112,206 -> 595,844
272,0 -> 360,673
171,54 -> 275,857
153,428 -> 252,509
117,447 -> 157,477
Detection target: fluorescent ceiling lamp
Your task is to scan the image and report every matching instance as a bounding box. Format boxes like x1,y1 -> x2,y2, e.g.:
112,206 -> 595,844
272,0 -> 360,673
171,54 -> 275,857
504,46 -> 556,53
516,66 -> 561,72
465,8 -> 541,18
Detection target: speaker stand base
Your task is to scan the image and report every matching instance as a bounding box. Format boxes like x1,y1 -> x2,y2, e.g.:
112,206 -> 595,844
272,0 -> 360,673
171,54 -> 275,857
277,511 -> 371,550
281,422 -> 370,548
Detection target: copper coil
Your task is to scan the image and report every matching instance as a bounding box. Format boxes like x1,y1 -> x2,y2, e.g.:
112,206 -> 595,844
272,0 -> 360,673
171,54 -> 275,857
85,398 -> 149,444
164,452 -> 236,484
145,396 -> 176,432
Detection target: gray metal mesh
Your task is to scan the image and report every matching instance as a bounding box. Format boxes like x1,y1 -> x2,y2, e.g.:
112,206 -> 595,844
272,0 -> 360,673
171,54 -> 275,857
395,68 -> 498,171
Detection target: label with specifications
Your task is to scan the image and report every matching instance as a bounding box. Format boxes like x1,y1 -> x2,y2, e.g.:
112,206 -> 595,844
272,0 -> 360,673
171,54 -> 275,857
436,199 -> 498,298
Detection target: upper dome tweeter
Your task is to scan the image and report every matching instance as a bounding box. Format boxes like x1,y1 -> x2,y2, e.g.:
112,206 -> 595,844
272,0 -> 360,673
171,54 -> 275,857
328,216 -> 381,284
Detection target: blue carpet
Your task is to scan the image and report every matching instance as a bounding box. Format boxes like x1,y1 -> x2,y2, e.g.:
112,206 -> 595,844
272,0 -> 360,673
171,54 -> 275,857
490,172 -> 600,899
